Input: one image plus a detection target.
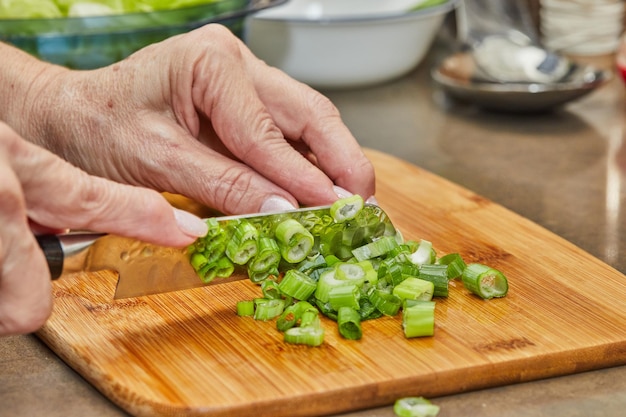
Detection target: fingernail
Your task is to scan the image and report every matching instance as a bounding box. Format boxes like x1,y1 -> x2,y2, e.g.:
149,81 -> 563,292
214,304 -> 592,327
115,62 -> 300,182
173,208 -> 208,237
260,196 -> 297,213
365,195 -> 379,205
333,185 -> 353,199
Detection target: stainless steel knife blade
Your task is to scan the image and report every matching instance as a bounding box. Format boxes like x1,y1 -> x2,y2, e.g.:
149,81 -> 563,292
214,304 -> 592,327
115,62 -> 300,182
39,203 -> 398,299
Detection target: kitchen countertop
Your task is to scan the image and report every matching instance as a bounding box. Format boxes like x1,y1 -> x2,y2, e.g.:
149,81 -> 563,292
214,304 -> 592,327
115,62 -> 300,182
3,33 -> 626,417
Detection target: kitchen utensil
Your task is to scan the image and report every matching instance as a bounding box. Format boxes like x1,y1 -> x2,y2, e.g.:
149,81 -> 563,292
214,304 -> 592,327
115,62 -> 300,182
37,203 -> 396,299
0,0 -> 287,69
244,0 -> 460,89
37,149 -> 626,417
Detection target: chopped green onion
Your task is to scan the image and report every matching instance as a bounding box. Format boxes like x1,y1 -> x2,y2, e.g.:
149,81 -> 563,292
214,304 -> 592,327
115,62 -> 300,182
358,296 -> 380,321
315,269 -> 354,303
204,217 -> 222,238
461,263 -> 509,299
381,261 -> 405,286
261,279 -> 282,300
225,221 -> 259,265
300,308 -> 321,328
254,299 -> 285,321
248,266 -> 279,284
341,225 -> 365,247
417,264 -> 449,297
201,233 -> 229,265
248,237 -> 281,273
190,252 -> 208,271
393,277 -> 434,302
334,260 -> 378,287
329,284 -> 361,311
337,306 -> 362,340
352,235 -> 400,262
437,252 -> 467,279
276,301 -> 317,332
197,255 -> 234,283
330,195 -> 364,223
189,202 -> 509,345
410,239 -> 435,266
296,254 -> 327,275
284,326 -> 324,347
402,301 -> 435,338
368,288 -> 402,316
324,255 -> 342,267
275,218 -> 315,263
393,396 -> 440,417
236,300 -> 255,317
278,269 -> 318,300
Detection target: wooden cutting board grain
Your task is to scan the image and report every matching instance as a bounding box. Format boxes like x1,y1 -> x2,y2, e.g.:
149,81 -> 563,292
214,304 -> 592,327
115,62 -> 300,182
37,149 -> 626,417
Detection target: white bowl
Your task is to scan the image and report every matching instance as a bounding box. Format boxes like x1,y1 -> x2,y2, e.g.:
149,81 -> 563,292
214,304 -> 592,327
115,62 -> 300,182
245,0 -> 460,89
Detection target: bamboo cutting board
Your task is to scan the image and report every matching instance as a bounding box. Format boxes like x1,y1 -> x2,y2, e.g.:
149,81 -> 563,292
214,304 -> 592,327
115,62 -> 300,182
37,149 -> 626,417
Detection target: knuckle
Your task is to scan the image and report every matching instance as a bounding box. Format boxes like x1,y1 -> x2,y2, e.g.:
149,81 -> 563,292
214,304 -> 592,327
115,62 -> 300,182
189,24 -> 243,59
308,92 -> 341,119
0,180 -> 26,217
213,166 -> 256,214
70,174 -> 116,223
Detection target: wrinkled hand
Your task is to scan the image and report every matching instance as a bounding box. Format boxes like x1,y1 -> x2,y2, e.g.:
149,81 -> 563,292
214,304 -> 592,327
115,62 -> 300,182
0,122 -> 207,336
11,25 -> 375,215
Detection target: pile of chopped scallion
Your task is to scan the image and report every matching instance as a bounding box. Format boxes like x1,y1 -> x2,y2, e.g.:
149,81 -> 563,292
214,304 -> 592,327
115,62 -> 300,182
187,195 -> 509,347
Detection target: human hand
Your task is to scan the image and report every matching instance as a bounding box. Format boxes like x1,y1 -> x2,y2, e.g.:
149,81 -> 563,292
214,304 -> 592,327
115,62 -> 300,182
0,122 -> 207,336
5,25 -> 375,216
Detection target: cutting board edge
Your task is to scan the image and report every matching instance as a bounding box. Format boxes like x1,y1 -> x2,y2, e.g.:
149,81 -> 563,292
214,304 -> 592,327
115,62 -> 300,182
37,319 -> 626,417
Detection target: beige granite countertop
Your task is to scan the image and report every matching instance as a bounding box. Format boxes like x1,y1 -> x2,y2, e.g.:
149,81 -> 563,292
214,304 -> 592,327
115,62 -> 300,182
3,28 -> 626,417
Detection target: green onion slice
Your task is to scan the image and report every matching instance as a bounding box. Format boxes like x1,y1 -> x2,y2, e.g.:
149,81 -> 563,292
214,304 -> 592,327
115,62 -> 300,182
461,263 -> 509,299
284,326 -> 324,347
410,239 -> 435,266
368,288 -> 402,316
402,301 -> 435,338
278,269 -> 318,300
437,252 -> 467,279
352,235 -> 400,262
225,221 -> 259,265
337,306 -> 362,340
329,284 -> 361,311
393,277 -> 434,302
248,237 -> 281,273
236,300 -> 255,317
393,396 -> 440,417
417,264 -> 449,297
275,218 -> 315,264
330,195 -> 364,223
254,299 -> 285,321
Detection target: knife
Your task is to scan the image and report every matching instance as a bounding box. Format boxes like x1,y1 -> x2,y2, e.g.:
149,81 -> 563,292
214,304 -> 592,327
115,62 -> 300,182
36,204 -> 397,299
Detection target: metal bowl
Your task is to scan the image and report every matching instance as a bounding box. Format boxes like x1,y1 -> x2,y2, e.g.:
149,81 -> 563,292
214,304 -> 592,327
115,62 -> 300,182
0,0 -> 286,69
432,51 -> 612,113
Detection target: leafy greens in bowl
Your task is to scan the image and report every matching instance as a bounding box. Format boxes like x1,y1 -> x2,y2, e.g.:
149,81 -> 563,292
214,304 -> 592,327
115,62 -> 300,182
0,0 -> 287,69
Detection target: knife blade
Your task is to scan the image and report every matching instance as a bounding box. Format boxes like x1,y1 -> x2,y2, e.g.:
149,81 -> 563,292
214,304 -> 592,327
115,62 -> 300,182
37,203 -> 397,299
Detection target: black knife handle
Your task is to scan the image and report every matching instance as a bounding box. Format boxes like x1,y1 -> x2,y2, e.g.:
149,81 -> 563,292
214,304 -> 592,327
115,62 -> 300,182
35,235 -> 64,280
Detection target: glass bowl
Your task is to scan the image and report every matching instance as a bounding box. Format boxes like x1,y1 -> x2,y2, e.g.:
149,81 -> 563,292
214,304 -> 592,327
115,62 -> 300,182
0,0 -> 286,69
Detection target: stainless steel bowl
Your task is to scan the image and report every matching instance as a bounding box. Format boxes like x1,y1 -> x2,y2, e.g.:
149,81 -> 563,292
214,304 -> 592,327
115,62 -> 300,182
432,51 -> 612,113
